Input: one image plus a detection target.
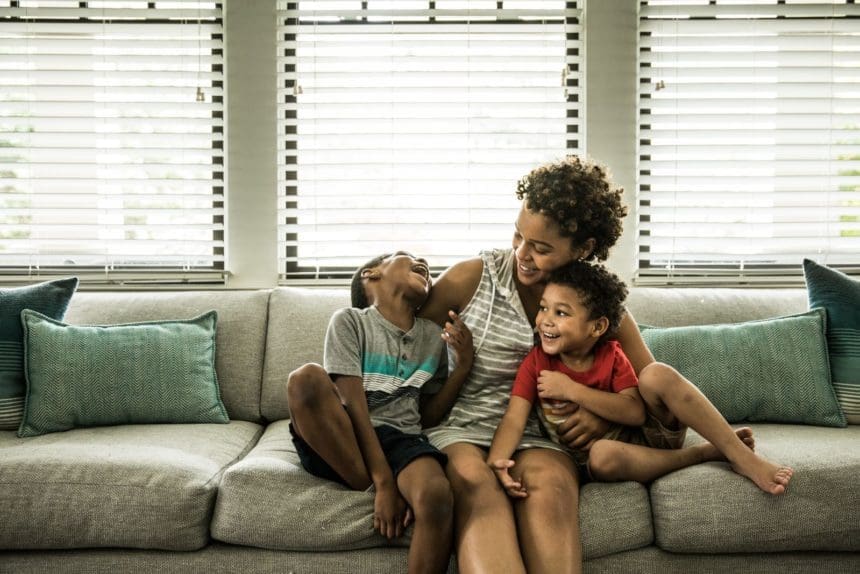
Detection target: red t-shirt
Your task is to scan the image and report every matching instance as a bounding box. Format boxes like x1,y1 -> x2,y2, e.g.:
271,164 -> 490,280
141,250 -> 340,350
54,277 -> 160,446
511,340 -> 638,404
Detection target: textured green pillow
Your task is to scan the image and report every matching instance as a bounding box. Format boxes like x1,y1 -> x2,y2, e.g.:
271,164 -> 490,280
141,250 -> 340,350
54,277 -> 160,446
804,258 -> 860,424
0,277 -> 78,430
640,308 -> 845,427
18,309 -> 228,437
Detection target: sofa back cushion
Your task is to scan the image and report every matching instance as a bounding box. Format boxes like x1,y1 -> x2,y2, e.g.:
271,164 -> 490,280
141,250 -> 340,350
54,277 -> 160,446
63,290 -> 269,423
262,287 -> 349,422
626,287 -> 808,327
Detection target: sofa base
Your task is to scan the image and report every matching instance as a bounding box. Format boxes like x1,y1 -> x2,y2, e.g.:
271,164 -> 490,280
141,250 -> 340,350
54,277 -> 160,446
2,544 -> 858,574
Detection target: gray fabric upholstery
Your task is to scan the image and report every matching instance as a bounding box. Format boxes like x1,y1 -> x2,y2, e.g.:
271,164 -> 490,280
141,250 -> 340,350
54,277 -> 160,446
64,291 -> 270,423
651,424 -> 860,553
261,287 -> 349,422
585,547 -> 860,574
211,419 -> 406,551
0,422 -> 262,551
627,288 -> 808,327
212,420 -> 653,559
2,545 -> 857,574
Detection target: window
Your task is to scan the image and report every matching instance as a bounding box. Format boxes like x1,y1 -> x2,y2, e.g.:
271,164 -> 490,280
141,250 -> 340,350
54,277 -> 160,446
277,0 -> 581,281
0,0 -> 224,285
638,0 -> 860,285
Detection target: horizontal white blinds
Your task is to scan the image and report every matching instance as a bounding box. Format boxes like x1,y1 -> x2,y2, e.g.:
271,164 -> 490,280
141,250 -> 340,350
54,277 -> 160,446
276,0 -> 581,281
0,0 -> 225,283
638,0 -> 860,283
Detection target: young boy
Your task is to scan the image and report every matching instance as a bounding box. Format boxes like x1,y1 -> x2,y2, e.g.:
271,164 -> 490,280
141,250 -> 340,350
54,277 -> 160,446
488,260 -> 649,496
286,251 -> 472,574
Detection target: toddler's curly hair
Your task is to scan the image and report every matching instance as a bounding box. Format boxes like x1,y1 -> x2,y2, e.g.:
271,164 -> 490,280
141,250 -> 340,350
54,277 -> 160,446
516,155 -> 627,261
547,260 -> 628,345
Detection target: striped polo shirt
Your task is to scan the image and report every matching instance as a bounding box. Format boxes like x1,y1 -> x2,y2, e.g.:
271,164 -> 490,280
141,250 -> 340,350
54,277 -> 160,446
324,306 -> 446,435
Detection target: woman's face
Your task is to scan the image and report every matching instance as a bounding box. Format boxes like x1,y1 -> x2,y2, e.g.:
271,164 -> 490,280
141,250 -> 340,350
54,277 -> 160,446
512,204 -> 586,287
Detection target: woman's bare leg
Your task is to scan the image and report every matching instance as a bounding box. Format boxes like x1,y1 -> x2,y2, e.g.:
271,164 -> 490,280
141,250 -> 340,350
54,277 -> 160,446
443,442 -> 526,574
638,363 -> 793,494
512,448 -> 582,574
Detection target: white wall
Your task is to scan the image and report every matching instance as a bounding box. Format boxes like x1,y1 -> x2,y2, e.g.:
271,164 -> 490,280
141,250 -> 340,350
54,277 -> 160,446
223,0 -> 640,288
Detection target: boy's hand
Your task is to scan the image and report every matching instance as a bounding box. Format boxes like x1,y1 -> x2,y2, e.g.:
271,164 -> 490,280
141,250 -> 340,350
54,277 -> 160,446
373,483 -> 409,539
537,370 -> 578,402
489,459 -> 528,498
443,310 -> 474,370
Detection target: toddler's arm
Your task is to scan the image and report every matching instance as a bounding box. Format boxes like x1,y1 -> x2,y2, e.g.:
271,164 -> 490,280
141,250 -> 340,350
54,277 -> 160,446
538,371 -> 646,427
486,396 -> 533,498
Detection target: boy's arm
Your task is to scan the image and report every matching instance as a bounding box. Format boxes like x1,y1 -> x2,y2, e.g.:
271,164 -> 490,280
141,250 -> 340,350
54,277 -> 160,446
420,311 -> 474,428
333,374 -> 408,539
486,396 -> 533,498
537,371 -> 647,427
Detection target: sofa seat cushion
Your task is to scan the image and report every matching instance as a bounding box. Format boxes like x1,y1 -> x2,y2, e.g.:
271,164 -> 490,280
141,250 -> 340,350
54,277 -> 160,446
651,424 -> 860,553
211,420 -> 653,559
0,421 -> 262,551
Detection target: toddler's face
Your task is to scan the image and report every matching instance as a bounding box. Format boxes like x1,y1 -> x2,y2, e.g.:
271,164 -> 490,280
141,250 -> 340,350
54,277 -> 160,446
535,283 -> 602,356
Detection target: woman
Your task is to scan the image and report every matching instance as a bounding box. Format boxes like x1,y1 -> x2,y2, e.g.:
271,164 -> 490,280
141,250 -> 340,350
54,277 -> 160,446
420,156 -> 792,574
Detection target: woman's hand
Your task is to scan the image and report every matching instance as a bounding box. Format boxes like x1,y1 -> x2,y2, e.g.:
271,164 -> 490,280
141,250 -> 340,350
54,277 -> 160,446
442,310 -> 474,372
554,403 -> 611,451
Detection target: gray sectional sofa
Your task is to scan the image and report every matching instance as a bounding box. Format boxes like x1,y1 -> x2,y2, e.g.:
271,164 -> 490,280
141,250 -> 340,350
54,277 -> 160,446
1,286 -> 858,573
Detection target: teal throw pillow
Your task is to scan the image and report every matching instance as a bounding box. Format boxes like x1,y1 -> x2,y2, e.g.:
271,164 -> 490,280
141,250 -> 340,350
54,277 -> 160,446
18,309 -> 228,437
640,308 -> 845,427
0,277 -> 78,430
804,258 -> 860,424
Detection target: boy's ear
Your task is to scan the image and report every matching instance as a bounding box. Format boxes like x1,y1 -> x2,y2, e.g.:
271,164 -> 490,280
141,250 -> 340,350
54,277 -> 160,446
591,316 -> 609,338
361,267 -> 381,280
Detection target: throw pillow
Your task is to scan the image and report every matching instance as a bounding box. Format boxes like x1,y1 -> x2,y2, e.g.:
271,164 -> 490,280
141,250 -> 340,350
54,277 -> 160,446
640,308 -> 845,427
18,309 -> 228,437
0,277 -> 78,430
804,258 -> 860,424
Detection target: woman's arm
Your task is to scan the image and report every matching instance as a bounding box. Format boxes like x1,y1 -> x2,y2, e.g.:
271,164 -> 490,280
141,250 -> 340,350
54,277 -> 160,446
419,257 -> 483,326
420,311 -> 474,428
615,310 -> 656,376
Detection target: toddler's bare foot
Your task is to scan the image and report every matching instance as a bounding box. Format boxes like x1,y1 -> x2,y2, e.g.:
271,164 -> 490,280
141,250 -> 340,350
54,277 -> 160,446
731,452 -> 794,495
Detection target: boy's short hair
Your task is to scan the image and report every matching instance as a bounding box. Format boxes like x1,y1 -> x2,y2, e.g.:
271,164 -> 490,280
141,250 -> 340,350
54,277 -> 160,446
350,253 -> 391,309
547,260 -> 628,343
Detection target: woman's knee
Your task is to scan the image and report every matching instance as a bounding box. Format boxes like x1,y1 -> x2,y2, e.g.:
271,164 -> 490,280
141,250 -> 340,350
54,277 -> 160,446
446,454 -> 500,500
286,363 -> 330,408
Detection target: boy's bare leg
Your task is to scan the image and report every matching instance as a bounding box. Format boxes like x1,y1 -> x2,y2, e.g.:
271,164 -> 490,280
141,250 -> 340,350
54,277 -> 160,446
286,363 -> 372,490
587,428 -> 755,483
396,457 -> 454,574
512,448 -> 582,574
638,363 -> 794,494
443,443 -> 526,574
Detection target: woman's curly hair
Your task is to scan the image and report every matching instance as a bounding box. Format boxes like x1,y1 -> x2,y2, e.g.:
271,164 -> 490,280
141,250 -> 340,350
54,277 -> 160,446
515,155 -> 627,261
548,260 -> 628,345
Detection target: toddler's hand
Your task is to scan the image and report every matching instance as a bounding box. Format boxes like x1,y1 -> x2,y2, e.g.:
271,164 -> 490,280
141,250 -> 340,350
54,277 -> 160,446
489,459 -> 528,498
537,370 -> 577,402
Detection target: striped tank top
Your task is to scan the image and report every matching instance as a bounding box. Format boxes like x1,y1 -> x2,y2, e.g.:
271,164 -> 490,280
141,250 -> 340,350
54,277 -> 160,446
425,248 -> 562,452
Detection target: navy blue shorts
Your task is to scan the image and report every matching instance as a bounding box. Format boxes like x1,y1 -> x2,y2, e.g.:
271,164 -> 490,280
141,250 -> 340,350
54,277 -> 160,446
289,422 -> 448,487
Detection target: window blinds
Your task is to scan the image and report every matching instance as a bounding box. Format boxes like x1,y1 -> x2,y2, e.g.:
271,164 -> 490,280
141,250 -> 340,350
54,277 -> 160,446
276,0 -> 581,281
638,0 -> 860,285
0,0 -> 224,285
